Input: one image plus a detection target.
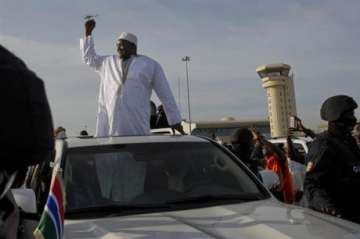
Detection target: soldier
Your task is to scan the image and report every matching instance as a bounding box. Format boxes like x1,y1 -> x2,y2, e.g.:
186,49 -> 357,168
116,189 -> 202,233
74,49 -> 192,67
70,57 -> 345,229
304,95 -> 360,223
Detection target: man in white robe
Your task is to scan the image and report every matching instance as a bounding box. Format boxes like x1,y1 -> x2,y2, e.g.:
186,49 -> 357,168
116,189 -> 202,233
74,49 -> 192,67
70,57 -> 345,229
80,19 -> 184,137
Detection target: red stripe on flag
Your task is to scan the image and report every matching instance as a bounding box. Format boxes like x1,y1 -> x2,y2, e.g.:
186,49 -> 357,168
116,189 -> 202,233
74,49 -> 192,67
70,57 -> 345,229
52,176 -> 65,225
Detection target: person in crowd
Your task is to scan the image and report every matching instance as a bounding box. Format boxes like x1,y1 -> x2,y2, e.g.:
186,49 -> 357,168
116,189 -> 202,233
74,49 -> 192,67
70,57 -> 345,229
78,129 -> 92,138
25,126 -> 66,212
80,19 -> 184,136
284,136 -> 305,165
0,45 -> 54,238
80,130 -> 89,136
288,115 -> 316,178
251,129 -> 295,204
284,136 -> 306,201
230,128 -> 263,176
54,126 -> 67,139
155,105 -> 169,128
304,95 -> 360,223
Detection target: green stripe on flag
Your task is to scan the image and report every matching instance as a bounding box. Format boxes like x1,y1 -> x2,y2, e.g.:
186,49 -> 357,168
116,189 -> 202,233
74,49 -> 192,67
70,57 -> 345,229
34,212 -> 57,239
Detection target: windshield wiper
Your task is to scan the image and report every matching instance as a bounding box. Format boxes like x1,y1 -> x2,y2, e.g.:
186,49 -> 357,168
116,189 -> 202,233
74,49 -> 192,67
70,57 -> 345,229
166,193 -> 262,205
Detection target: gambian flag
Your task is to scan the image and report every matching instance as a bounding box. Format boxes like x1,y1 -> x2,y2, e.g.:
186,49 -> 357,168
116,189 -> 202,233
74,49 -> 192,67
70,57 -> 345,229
34,171 -> 65,239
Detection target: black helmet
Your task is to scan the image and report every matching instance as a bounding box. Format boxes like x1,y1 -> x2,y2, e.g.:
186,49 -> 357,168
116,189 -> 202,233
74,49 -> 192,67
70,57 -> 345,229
320,95 -> 358,121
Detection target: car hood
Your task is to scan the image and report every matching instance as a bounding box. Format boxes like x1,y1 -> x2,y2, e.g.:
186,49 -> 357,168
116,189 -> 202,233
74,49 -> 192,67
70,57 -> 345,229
64,199 -> 360,239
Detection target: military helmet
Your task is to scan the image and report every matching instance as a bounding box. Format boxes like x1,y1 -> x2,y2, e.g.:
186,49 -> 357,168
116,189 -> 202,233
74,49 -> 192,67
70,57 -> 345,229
320,95 -> 358,121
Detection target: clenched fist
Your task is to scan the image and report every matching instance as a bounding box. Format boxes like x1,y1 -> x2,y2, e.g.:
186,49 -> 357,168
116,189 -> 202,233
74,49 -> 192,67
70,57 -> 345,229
85,19 -> 96,36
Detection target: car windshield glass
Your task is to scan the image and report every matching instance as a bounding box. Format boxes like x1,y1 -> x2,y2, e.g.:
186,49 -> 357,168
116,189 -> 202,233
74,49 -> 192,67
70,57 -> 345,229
64,141 -> 266,215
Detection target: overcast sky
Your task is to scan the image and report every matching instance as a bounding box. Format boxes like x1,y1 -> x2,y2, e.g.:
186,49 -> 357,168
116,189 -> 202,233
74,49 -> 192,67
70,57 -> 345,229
1,0 -> 359,136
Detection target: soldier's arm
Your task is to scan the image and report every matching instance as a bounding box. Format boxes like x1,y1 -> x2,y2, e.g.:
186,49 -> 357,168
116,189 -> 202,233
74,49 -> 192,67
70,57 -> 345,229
304,141 -> 341,216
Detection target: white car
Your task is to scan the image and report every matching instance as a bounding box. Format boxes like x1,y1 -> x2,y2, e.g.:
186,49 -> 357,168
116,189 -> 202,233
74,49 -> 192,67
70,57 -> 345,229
150,127 -> 181,135
14,135 -> 360,239
269,136 -> 313,155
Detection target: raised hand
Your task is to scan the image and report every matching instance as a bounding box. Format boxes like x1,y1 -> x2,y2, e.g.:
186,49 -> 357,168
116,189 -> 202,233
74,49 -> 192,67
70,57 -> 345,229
85,19 -> 96,36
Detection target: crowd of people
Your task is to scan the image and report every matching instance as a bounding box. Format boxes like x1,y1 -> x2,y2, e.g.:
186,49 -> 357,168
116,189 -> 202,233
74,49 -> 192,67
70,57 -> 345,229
228,127 -> 299,204
0,17 -> 359,238
226,95 -> 360,223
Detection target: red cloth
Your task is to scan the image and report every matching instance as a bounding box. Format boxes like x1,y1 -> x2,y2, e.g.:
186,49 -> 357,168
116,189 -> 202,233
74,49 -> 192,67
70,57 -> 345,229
265,153 -> 295,204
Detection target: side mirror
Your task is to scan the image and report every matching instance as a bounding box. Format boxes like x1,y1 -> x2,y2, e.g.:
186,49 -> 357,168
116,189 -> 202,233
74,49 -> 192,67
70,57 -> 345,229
11,188 -> 37,213
259,170 -> 280,191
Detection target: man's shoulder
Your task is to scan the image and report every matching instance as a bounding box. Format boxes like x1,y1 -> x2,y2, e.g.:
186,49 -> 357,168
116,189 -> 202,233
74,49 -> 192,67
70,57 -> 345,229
307,131 -> 331,159
136,55 -> 159,65
306,131 -> 337,163
312,131 -> 332,145
313,131 -> 349,147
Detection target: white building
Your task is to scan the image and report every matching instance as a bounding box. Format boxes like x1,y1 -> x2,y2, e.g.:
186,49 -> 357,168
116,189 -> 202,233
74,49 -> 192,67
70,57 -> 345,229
181,118 -> 270,143
256,63 -> 297,138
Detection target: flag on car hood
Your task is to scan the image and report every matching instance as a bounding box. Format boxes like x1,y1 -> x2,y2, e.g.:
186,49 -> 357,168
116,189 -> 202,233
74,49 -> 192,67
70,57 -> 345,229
34,170 -> 65,239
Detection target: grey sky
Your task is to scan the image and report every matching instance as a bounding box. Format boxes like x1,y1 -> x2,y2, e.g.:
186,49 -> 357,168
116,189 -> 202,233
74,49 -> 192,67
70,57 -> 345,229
1,0 -> 359,136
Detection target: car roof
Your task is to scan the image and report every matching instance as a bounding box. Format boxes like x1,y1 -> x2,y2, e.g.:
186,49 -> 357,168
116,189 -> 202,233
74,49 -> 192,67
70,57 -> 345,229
60,135 -> 209,148
269,137 -> 312,144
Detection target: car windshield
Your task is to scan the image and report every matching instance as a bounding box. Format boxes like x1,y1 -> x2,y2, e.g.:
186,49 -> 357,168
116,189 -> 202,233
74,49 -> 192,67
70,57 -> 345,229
63,141 -> 267,217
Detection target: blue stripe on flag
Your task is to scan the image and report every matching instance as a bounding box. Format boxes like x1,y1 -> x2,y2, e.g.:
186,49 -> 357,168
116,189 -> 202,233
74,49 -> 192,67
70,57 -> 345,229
47,195 -> 61,239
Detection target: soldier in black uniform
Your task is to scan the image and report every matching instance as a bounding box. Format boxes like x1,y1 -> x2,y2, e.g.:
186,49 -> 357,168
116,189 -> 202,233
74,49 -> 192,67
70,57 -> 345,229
304,95 -> 360,223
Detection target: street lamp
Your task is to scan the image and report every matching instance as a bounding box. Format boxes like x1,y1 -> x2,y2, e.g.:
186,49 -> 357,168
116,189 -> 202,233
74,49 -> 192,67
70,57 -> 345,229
177,77 -> 181,114
182,56 -> 191,133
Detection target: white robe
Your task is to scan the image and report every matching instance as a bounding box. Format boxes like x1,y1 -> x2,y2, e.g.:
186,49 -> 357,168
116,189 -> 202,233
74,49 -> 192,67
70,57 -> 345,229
80,36 -> 182,137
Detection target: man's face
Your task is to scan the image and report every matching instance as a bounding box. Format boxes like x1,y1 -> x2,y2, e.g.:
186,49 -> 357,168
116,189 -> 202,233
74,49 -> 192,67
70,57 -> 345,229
335,110 -> 357,134
117,39 -> 135,59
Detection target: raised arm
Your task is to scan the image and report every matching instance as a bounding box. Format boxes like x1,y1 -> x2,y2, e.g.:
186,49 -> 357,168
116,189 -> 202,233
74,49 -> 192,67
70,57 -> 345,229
80,19 -> 105,72
85,19 -> 95,37
286,135 -> 305,164
293,116 -> 316,139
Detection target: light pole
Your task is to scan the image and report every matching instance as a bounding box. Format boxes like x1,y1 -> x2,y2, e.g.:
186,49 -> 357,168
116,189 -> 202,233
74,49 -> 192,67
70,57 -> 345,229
182,56 -> 191,133
177,77 -> 181,114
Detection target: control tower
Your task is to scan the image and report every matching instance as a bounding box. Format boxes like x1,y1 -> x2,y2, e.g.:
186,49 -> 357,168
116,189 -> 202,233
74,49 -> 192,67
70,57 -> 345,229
256,63 -> 297,138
